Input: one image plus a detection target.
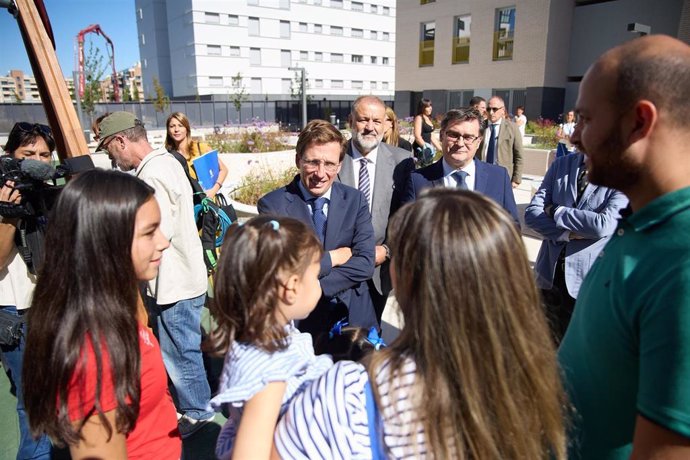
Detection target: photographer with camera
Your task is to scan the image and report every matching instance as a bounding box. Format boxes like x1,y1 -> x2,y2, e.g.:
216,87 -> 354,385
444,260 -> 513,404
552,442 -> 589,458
1,122 -> 54,459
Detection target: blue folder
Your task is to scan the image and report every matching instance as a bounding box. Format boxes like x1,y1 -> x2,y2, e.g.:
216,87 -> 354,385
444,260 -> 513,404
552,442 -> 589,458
192,149 -> 220,190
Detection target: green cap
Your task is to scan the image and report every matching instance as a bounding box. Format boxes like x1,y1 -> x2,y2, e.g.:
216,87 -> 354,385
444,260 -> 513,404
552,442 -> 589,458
96,111 -> 138,151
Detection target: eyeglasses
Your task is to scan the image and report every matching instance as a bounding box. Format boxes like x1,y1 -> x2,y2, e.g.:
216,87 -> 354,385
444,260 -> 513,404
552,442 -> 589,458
100,134 -> 120,152
10,122 -> 53,138
444,130 -> 480,145
301,158 -> 340,173
487,106 -> 504,113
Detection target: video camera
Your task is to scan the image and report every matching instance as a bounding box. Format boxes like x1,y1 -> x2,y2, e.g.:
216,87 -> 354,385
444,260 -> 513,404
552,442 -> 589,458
0,155 -> 95,219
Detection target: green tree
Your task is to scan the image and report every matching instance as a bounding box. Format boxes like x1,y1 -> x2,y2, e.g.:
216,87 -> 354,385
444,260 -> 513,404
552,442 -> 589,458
290,70 -> 313,102
81,42 -> 106,115
231,72 -> 249,116
153,77 -> 170,113
132,84 -> 140,102
122,85 -> 132,102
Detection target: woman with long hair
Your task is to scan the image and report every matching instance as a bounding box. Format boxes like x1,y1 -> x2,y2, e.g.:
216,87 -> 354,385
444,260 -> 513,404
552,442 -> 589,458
413,99 -> 442,167
275,189 -> 568,459
23,170 -> 180,459
383,106 -> 412,152
165,111 -> 228,199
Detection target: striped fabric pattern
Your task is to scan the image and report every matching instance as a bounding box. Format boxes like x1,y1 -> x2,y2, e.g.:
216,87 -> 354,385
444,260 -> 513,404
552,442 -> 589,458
275,358 -> 427,459
358,157 -> 371,207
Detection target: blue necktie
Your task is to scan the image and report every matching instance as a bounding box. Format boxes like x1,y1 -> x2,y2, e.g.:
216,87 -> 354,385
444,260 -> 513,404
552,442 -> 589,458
486,123 -> 497,165
452,170 -> 468,190
311,197 -> 327,243
358,158 -> 371,207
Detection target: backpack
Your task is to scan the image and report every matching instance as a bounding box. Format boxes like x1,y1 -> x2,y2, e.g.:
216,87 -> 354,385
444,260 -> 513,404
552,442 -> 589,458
170,150 -> 237,274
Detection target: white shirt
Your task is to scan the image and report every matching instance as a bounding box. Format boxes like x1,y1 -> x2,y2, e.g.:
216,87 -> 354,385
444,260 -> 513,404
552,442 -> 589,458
516,114 -> 527,137
297,180 -> 333,218
442,158 -> 476,191
135,147 -> 207,305
0,221 -> 36,310
350,141 -> 378,212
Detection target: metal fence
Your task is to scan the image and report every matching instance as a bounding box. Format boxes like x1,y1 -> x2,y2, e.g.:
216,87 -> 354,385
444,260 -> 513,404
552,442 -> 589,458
0,99 -> 393,133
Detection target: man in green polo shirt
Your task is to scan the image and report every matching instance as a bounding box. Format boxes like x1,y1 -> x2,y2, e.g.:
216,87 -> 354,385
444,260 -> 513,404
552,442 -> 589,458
558,35 -> 690,459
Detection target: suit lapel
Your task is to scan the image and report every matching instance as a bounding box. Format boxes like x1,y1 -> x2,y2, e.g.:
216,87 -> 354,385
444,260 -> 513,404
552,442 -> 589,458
285,178 -> 313,224
431,160 -> 445,187
473,159 -> 489,193
338,143 -> 356,187
372,144 -> 394,218
324,183 -> 345,249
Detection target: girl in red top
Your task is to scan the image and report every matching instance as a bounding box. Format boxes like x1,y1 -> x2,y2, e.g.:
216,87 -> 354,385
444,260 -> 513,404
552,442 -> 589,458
23,169 -> 181,459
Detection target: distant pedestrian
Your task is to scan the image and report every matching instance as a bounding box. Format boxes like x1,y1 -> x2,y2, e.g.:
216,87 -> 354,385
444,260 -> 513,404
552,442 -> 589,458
413,99 -> 442,167
205,216 -> 333,460
515,105 -> 527,137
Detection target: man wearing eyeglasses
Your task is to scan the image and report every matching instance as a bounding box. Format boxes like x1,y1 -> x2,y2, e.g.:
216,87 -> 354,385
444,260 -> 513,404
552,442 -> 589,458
478,96 -> 523,188
402,108 -> 519,224
258,120 -> 376,338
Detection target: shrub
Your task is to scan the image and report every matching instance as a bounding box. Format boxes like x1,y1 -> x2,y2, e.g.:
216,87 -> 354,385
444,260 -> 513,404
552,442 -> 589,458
206,118 -> 292,153
231,166 -> 299,205
525,118 -> 559,149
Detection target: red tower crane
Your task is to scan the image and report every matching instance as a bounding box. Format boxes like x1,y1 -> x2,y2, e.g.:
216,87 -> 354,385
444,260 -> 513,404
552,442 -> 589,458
76,24 -> 120,102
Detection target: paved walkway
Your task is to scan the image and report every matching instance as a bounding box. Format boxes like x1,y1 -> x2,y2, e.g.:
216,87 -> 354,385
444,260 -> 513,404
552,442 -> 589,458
0,175 -> 545,459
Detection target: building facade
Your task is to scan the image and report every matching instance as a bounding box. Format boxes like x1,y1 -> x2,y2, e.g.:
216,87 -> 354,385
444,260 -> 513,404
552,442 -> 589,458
135,0 -> 397,102
0,70 -> 74,104
99,62 -> 145,102
395,0 -> 688,120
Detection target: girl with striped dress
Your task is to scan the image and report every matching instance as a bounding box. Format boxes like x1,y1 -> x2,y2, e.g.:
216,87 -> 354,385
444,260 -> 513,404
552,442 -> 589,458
205,216 -> 333,460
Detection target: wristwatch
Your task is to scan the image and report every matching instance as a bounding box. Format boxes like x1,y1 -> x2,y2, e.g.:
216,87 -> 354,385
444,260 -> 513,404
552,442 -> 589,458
382,244 -> 391,260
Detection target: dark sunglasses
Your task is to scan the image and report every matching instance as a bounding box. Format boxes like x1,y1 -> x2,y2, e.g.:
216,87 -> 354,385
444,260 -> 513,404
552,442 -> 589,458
487,106 -> 504,113
11,122 -> 53,138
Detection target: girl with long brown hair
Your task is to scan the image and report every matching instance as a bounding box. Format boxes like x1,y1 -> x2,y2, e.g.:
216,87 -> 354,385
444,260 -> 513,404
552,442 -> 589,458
274,189 -> 568,459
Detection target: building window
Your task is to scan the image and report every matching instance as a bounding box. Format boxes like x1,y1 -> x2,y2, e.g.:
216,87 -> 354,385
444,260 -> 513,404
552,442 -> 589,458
352,80 -> 363,89
370,56 -> 377,64
453,15 -> 471,64
382,57 -> 389,65
382,82 -> 389,90
300,50 -> 308,60
419,21 -> 435,67
331,26 -> 343,36
370,81 -> 377,89
205,12 -> 220,24
314,24 -> 322,33
332,53 -> 344,63
331,0 -> 343,7
315,79 -> 323,88
138,8 -> 143,19
209,76 -> 223,87
279,0 -> 290,8
332,79 -> 343,89
251,78 -> 262,94
230,46 -> 241,56
250,47 -> 261,65
141,34 -> 145,45
352,1 -> 363,11
314,0 -> 322,4
207,44 -> 221,56
229,15 -> 239,25
382,32 -> 389,41
299,22 -> 308,32
281,49 -> 292,67
352,54 -> 363,63
370,30 -> 378,40
352,28 -> 363,38
493,6 -> 515,61
282,78 -> 291,94
420,0 -> 434,4
370,4 -> 378,13
315,52 -> 323,61
383,6 -> 389,14
248,17 -> 260,36
280,20 -> 291,38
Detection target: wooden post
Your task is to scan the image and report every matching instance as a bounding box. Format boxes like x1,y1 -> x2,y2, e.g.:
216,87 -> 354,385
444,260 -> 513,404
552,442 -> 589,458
14,0 -> 89,159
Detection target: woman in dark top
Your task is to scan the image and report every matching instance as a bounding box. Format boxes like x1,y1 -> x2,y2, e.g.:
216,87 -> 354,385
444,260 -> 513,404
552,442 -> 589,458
413,99 -> 441,167
383,106 -> 412,152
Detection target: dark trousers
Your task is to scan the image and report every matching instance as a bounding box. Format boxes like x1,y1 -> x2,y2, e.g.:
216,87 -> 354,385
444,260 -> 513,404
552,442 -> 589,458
368,280 -> 389,326
541,257 -> 576,345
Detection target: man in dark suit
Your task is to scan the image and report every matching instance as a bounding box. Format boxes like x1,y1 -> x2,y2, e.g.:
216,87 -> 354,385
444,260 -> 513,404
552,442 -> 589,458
478,96 -> 523,187
258,120 -> 376,337
402,107 -> 519,224
337,95 -> 414,322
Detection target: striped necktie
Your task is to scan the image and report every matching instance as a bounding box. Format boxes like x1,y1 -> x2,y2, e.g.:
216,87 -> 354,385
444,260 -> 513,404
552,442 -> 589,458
358,158 -> 371,207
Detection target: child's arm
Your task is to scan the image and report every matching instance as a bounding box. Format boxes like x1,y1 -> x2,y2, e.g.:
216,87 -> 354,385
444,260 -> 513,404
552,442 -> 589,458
232,381 -> 287,460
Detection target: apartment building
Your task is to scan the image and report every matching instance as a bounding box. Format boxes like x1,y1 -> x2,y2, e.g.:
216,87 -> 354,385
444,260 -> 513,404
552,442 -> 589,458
0,70 -> 75,104
99,62 -> 145,102
395,0 -> 688,120
135,0 -> 397,101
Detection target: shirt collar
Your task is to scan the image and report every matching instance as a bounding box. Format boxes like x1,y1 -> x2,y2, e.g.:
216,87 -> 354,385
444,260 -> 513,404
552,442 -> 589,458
350,140 -> 378,164
626,186 -> 690,232
442,157 -> 476,178
297,179 -> 332,202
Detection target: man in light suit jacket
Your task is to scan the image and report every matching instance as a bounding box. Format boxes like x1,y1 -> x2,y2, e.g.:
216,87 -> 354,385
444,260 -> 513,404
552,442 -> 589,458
337,96 -> 414,322
525,151 -> 627,343
402,107 -> 520,225
258,120 -> 376,338
478,96 -> 523,187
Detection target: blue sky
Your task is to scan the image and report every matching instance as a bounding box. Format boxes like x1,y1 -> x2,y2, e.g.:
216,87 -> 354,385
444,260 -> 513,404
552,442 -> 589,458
0,0 -> 140,78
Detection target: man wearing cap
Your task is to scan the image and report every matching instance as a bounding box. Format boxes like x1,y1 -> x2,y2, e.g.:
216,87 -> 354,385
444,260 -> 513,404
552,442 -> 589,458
97,112 -> 213,437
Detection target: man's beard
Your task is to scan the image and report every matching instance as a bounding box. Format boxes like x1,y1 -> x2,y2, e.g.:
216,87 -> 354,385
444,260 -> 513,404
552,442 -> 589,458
353,131 -> 382,153
587,127 -> 640,191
